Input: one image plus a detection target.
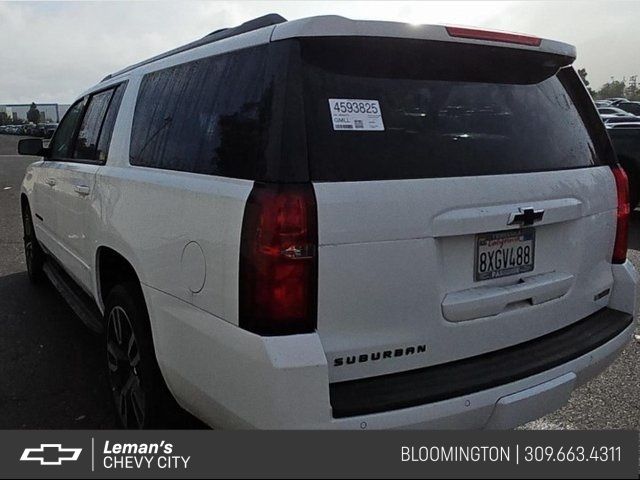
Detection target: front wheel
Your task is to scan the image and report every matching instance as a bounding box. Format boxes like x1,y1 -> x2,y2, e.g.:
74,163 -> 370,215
104,283 -> 173,429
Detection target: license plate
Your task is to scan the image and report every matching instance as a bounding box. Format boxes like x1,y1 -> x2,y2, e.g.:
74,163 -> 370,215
475,228 -> 535,281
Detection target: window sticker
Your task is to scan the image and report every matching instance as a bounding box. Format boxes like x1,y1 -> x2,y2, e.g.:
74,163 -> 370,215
328,99 -> 384,131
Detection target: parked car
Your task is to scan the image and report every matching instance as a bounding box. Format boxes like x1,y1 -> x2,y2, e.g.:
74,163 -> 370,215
43,123 -> 58,139
608,124 -> 640,208
30,123 -> 46,137
598,106 -> 630,116
606,98 -> 628,106
594,100 -> 612,107
616,101 -> 640,116
608,121 -> 640,127
19,14 -> 637,430
20,124 -> 30,135
604,115 -> 640,125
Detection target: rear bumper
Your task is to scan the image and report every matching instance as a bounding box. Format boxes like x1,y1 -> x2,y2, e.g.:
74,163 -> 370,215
143,261 -> 637,430
330,308 -> 632,419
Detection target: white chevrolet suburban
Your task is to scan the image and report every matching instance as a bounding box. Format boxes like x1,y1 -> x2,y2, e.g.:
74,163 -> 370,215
19,14 -> 638,429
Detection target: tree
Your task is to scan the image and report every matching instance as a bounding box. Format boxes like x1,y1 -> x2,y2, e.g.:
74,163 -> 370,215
597,79 -> 626,99
26,103 -> 40,124
577,68 -> 597,97
624,76 -> 639,101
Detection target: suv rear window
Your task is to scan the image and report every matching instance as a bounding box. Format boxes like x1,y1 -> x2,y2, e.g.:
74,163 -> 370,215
300,37 -> 609,182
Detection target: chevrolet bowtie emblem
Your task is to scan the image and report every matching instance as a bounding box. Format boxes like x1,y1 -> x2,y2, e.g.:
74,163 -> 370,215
20,444 -> 82,466
508,207 -> 544,227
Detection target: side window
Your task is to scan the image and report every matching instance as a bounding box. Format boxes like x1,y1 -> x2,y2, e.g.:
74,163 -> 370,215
74,89 -> 113,160
96,83 -> 127,163
129,46 -> 270,179
50,99 -> 85,159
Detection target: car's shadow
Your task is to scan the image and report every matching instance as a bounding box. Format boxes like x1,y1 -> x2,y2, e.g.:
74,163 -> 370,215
0,271 -> 205,429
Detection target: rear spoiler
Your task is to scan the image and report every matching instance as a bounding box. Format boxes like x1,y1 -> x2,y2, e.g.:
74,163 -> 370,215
271,16 -> 576,62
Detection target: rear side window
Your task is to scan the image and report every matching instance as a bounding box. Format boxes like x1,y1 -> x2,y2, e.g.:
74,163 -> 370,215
300,37 -> 608,182
129,46 -> 272,179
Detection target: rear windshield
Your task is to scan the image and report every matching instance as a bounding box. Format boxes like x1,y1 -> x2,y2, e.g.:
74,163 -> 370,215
300,37 -> 609,182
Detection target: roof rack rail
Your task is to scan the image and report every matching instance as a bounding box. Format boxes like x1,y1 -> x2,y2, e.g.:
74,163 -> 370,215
101,13 -> 286,82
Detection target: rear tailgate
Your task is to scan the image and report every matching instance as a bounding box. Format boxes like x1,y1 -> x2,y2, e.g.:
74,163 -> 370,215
296,36 -> 619,383
315,169 -> 616,383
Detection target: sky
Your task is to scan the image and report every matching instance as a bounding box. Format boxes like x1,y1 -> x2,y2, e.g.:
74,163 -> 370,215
0,0 -> 638,104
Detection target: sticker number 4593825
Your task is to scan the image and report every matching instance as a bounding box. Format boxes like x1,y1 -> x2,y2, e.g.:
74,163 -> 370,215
328,99 -> 385,131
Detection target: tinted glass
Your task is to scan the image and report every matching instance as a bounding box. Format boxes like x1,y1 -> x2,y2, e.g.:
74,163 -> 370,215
300,38 -> 606,182
96,83 -> 127,162
50,99 -> 85,158
130,46 -> 272,179
74,89 -> 113,160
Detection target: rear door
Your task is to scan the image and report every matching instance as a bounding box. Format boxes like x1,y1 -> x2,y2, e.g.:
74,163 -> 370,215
296,37 -> 619,382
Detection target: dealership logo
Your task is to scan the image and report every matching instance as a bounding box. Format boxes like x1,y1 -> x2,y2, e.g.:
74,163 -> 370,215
20,444 -> 82,465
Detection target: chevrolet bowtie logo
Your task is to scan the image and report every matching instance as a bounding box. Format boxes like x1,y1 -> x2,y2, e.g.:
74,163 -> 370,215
508,206 -> 544,227
20,444 -> 82,465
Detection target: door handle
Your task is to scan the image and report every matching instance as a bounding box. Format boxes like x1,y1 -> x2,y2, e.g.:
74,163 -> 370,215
73,184 -> 91,196
44,178 -> 56,187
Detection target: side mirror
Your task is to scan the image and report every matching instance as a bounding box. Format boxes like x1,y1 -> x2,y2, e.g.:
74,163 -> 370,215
18,138 -> 45,156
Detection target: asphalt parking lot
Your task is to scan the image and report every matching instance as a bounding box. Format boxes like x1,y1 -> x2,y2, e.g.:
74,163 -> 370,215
0,134 -> 638,429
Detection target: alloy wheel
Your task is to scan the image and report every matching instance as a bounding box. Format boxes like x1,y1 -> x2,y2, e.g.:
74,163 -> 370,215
106,306 -> 146,428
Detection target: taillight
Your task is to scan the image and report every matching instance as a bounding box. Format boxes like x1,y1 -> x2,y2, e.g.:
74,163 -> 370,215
611,164 -> 630,264
445,26 -> 542,47
239,183 -> 318,335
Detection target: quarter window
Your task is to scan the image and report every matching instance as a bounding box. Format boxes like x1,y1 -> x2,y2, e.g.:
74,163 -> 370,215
96,83 -> 126,162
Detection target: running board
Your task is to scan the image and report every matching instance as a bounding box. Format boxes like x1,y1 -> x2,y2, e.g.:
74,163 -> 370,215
43,260 -> 104,334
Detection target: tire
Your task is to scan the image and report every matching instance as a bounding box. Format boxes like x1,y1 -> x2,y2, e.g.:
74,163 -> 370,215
22,202 -> 44,284
104,282 -> 175,429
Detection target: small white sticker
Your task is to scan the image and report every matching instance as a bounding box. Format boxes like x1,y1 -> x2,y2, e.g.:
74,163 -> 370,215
328,99 -> 384,131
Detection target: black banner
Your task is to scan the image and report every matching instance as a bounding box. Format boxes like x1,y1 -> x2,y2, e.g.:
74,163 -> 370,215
1,430 -> 637,478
